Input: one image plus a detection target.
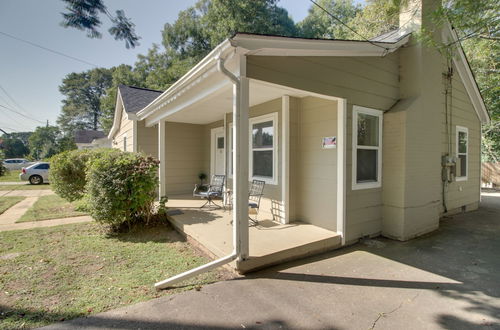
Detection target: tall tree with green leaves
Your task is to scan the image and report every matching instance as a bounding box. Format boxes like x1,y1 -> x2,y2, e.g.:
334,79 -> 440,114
297,0 -> 361,39
100,64 -> 144,131
0,135 -> 30,158
57,67 -> 113,134
160,0 -> 297,82
28,126 -> 76,160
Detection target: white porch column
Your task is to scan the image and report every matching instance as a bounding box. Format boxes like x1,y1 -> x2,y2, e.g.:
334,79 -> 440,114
281,95 -> 290,224
336,99 -> 347,245
158,120 -> 167,199
233,76 -> 250,261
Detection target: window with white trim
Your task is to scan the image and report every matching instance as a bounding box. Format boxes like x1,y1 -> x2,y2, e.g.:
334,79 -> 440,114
352,106 -> 383,190
250,113 -> 278,184
456,126 -> 468,181
123,136 -> 127,152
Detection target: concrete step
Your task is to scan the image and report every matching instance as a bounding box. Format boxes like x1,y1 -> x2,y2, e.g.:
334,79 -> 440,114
238,234 -> 342,273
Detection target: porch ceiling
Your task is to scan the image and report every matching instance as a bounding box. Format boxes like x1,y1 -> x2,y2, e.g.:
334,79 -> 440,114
161,79 -> 310,125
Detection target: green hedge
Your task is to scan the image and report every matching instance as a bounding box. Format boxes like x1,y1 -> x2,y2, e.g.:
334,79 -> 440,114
50,149 -> 160,230
0,150 -> 5,177
49,148 -> 120,201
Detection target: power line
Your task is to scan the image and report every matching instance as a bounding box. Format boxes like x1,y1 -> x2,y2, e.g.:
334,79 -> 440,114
0,30 -> 99,67
309,0 -> 390,52
0,104 -> 45,124
0,83 -> 37,118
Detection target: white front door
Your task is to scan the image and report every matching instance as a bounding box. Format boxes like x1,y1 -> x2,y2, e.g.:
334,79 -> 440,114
211,127 -> 225,176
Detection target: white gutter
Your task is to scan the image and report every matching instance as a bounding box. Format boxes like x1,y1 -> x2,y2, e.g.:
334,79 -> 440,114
154,56 -> 242,290
138,40 -> 233,121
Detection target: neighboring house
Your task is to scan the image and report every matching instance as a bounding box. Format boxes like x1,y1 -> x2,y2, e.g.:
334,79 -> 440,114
112,0 -> 489,279
74,130 -> 110,149
107,85 -> 163,156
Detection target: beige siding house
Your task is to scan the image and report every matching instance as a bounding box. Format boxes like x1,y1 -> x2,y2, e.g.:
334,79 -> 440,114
111,0 -> 489,285
108,85 -> 163,157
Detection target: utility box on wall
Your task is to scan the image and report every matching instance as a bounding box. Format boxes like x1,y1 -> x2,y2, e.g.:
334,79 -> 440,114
442,155 -> 456,183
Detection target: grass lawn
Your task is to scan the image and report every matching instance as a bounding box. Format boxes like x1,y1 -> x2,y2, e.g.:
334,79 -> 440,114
0,184 -> 52,191
17,195 -> 86,223
0,171 -> 21,182
0,197 -> 24,215
0,222 -> 227,329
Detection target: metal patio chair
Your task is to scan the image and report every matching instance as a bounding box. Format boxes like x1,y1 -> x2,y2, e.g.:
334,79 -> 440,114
248,179 -> 265,225
193,174 -> 225,209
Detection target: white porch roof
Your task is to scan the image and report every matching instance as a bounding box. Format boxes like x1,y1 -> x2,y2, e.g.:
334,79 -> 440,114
137,33 -> 411,126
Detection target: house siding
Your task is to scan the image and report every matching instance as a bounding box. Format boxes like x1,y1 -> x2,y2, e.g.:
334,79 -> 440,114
293,96 -> 338,231
441,65 -> 481,212
247,54 -> 400,242
136,120 -> 158,159
112,108 -> 134,152
164,122 -> 206,195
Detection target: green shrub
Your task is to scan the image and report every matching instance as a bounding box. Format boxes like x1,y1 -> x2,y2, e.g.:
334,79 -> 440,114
50,148 -> 119,201
0,150 -> 6,177
85,151 -> 159,229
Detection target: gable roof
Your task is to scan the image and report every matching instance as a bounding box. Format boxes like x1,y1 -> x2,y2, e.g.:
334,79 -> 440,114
118,85 -> 163,114
108,85 -> 164,139
75,130 -> 106,144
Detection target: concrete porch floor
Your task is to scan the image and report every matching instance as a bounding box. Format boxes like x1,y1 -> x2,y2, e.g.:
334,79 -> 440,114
166,194 -> 341,273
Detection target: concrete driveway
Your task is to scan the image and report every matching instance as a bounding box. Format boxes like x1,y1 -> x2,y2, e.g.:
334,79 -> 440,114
44,192 -> 500,330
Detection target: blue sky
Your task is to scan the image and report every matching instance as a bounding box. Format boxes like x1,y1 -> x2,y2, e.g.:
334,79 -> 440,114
0,0 -> 363,133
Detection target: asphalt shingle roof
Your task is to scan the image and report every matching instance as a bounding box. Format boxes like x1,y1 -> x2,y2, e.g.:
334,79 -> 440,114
74,130 -> 106,144
118,85 -> 163,114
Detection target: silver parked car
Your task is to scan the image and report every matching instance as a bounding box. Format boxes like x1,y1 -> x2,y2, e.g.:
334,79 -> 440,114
20,162 -> 50,185
3,158 -> 33,170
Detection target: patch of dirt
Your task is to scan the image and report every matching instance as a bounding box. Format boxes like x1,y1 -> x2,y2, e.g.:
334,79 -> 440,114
0,252 -> 22,260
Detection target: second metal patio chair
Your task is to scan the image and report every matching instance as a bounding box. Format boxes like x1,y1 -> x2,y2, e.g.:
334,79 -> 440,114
248,179 -> 265,226
193,174 -> 226,209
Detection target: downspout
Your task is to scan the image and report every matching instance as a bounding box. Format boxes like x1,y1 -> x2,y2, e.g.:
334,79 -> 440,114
155,55 -> 241,290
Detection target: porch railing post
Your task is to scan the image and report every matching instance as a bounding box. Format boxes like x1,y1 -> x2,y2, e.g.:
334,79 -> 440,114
158,120 -> 167,199
233,75 -> 249,261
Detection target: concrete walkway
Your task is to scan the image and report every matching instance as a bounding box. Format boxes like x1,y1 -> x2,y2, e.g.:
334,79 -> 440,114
0,215 -> 92,231
0,186 -> 91,232
0,196 -> 38,224
43,192 -> 500,330
0,189 -> 54,197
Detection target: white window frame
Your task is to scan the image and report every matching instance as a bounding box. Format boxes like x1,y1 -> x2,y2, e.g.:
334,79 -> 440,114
456,126 -> 468,181
123,136 -> 127,152
249,112 -> 279,185
352,105 -> 383,190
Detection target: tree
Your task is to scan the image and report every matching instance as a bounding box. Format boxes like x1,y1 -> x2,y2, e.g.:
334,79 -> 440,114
0,135 -> 30,158
58,67 -> 113,134
432,0 -> 499,161
297,0 -> 361,39
100,64 -> 144,132
0,132 -> 32,158
60,0 -> 140,48
160,0 -> 297,82
28,126 -> 76,160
